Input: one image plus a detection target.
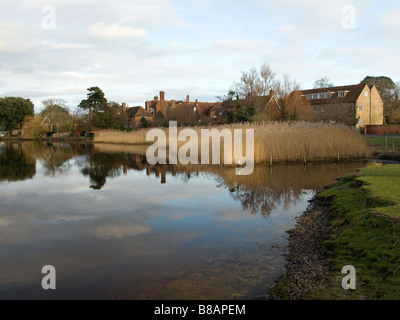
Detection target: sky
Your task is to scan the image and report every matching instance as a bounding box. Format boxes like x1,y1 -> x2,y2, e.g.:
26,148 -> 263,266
1,0 -> 400,112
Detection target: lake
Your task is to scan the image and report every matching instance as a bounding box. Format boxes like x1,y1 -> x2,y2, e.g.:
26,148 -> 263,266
0,141 -> 370,300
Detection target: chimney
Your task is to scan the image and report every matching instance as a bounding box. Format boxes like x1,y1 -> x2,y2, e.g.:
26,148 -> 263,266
171,100 -> 176,108
154,96 -> 159,101
186,95 -> 190,103
160,91 -> 165,102
270,89 -> 275,96
122,103 -> 127,113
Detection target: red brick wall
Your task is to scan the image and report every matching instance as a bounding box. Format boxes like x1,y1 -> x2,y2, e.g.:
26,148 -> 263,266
365,125 -> 400,135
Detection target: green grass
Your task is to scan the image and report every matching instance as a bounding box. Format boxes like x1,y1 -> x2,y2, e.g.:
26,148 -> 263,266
365,137 -> 400,153
310,164 -> 400,299
358,165 -> 400,217
271,164 -> 400,300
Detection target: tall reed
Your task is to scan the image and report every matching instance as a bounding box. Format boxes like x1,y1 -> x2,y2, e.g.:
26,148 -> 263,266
94,122 -> 366,164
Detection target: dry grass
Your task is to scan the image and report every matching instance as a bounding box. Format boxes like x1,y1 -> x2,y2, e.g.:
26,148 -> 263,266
94,128 -> 152,145
94,122 -> 367,164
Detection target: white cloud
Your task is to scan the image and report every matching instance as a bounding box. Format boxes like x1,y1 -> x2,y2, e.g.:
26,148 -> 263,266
88,22 -> 147,41
42,42 -> 91,50
0,0 -> 399,109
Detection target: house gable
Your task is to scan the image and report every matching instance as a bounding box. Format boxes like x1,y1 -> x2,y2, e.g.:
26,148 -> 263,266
293,83 -> 384,127
355,84 -> 384,127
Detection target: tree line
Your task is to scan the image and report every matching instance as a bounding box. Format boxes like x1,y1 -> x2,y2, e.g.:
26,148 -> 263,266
1,67 -> 400,136
0,86 -> 128,137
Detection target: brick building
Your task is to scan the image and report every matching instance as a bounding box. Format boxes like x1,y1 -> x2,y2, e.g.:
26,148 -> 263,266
122,103 -> 153,128
290,83 -> 384,128
145,91 -> 223,123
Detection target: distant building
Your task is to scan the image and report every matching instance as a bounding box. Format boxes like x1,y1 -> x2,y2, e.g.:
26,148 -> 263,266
145,91 -> 223,123
233,90 -> 281,120
144,90 -> 283,124
291,83 -> 384,128
122,103 -> 153,128
72,124 -> 102,137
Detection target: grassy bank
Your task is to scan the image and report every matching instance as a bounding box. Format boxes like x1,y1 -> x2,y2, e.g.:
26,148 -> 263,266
94,122 -> 366,164
270,164 -> 400,300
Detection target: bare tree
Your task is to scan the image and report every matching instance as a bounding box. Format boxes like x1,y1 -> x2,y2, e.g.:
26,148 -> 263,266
260,63 -> 278,95
233,68 -> 263,99
276,74 -> 305,121
313,77 -> 334,89
41,99 -> 73,133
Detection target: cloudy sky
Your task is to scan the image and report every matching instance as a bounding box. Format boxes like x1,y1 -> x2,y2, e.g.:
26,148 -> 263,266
1,0 -> 399,112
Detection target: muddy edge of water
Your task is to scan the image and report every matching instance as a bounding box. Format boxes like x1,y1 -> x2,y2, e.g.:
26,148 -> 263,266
267,198 -> 331,300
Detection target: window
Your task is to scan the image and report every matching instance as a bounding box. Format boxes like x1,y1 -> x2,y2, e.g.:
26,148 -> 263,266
359,118 -> 364,126
321,106 -> 326,112
313,94 -> 318,99
365,91 -> 369,97
319,94 -> 325,99
313,106 -> 318,112
338,91 -> 346,98
359,104 -> 363,111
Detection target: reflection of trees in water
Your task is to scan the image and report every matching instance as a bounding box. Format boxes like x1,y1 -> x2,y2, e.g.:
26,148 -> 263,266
40,143 -> 74,177
80,153 -> 127,190
0,144 -> 36,181
19,142 -> 91,178
7,142 -> 368,211
211,162 -> 367,218
227,184 -> 307,218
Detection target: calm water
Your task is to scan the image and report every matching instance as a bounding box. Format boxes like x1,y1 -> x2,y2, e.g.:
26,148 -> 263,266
0,141 -> 369,300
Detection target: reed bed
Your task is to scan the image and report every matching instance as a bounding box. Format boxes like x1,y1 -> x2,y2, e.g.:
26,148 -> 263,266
94,128 -> 152,145
94,122 -> 366,164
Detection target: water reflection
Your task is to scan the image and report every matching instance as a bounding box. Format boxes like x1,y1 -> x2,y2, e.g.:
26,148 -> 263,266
0,142 -> 371,299
1,142 -> 368,217
0,143 -> 36,182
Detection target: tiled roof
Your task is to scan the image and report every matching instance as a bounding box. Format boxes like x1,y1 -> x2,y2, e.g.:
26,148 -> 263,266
296,84 -> 369,104
127,107 -> 153,118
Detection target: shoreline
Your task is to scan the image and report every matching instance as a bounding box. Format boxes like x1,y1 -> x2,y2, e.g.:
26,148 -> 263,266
268,164 -> 400,300
267,199 -> 331,300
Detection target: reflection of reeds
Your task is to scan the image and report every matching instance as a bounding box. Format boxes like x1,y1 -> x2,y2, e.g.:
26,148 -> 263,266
94,122 -> 366,164
93,143 -> 150,156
